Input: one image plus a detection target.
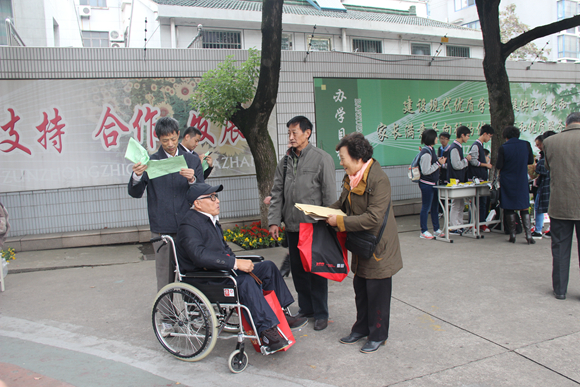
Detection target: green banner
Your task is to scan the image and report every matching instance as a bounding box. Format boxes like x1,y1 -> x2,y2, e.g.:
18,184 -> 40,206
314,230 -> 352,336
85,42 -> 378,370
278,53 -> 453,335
314,78 -> 579,167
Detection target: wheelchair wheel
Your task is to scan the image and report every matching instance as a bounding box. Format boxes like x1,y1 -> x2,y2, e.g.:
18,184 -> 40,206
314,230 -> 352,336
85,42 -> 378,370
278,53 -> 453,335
152,283 -> 217,362
220,307 -> 241,333
228,349 -> 249,373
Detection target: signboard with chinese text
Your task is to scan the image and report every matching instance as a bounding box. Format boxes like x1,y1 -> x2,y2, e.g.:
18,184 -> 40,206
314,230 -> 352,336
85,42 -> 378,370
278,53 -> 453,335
314,78 -> 578,167
0,78 -> 264,193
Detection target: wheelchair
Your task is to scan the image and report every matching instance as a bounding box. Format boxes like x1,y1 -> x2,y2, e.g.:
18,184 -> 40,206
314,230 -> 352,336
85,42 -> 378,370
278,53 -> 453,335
150,235 -> 292,373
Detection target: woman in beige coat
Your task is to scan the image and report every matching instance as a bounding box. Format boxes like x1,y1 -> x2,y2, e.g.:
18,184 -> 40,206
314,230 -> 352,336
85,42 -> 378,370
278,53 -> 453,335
327,133 -> 403,353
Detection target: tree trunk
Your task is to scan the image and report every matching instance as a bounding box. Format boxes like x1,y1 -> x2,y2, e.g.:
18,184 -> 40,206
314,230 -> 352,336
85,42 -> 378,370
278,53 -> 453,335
231,0 -> 283,227
476,0 -> 513,169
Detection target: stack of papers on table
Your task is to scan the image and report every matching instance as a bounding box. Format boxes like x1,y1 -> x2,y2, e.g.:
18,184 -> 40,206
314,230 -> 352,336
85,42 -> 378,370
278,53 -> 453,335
295,203 -> 346,220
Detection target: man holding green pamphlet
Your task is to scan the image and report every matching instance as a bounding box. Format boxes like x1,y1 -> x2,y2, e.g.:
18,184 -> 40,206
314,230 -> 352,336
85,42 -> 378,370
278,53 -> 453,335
128,117 -> 204,291
179,126 -> 214,179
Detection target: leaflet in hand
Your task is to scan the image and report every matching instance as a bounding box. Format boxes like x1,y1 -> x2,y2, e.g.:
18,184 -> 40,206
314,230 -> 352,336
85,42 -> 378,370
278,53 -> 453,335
294,203 -> 346,220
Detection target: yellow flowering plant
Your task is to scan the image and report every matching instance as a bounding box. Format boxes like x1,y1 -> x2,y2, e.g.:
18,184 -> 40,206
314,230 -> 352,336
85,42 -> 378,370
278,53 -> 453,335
223,222 -> 285,250
1,247 -> 16,261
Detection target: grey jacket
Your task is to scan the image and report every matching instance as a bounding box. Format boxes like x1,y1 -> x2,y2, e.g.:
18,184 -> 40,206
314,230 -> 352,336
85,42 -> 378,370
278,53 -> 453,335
268,143 -> 336,232
544,123 -> 580,220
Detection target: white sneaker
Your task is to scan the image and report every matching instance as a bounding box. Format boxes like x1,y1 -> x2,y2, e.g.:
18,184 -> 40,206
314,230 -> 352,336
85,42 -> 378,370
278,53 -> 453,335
160,322 -> 174,337
433,229 -> 444,238
420,231 -> 434,239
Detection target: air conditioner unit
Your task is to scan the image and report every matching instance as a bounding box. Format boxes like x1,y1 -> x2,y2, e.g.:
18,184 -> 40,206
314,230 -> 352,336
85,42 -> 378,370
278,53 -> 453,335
79,6 -> 91,18
109,30 -> 124,42
110,42 -> 122,48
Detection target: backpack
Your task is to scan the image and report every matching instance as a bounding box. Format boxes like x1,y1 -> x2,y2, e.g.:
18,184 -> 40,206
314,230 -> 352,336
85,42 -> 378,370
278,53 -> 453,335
408,152 -> 421,182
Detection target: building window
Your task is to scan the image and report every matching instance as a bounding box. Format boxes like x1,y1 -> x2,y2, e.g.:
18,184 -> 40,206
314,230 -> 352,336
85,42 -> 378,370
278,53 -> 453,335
455,0 -> 475,11
411,43 -> 431,56
282,34 -> 293,50
202,31 -> 241,49
447,45 -> 470,58
557,0 -> 578,20
308,37 -> 331,51
82,31 -> 109,48
558,35 -> 579,58
0,0 -> 13,46
352,39 -> 382,53
80,0 -> 107,7
463,20 -> 480,29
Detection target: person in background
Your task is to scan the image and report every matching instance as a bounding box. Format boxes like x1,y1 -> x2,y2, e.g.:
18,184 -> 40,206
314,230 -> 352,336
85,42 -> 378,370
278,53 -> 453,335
417,129 -> 446,239
128,117 -> 204,291
0,201 -> 9,249
496,126 -> 535,244
531,131 -> 556,239
447,126 -> 472,233
326,132 -> 402,354
179,126 -> 214,180
268,116 -> 336,331
438,132 -> 451,185
468,125 -> 494,232
543,112 -> 580,300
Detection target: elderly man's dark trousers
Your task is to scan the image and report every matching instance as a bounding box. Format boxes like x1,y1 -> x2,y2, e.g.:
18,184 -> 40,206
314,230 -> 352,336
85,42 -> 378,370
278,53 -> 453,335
551,218 -> 580,296
234,260 -> 294,335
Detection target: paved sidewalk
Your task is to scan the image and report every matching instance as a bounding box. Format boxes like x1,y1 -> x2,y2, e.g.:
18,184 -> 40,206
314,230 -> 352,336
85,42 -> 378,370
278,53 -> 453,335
1,215 -> 579,386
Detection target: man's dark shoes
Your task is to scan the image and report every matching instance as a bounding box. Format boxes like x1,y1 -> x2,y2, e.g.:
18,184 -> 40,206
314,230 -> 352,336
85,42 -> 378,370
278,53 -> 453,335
339,332 -> 366,344
285,311 -> 308,329
260,326 -> 290,352
554,292 -> 566,300
314,318 -> 328,331
296,312 -> 314,319
360,339 -> 386,353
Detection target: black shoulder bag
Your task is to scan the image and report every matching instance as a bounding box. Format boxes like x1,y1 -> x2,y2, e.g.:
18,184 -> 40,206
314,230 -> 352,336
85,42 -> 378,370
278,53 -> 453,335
344,201 -> 391,260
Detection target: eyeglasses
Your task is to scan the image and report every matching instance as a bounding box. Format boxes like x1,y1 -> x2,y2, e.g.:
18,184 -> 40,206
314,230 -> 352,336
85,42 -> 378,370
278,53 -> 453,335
197,194 -> 219,202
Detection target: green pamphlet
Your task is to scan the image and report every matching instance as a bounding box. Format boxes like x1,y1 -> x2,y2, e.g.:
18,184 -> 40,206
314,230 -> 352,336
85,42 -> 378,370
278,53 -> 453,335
124,138 -> 188,179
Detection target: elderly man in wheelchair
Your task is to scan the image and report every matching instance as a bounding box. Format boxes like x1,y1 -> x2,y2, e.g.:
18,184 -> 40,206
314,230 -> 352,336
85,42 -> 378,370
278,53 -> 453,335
151,183 -> 307,372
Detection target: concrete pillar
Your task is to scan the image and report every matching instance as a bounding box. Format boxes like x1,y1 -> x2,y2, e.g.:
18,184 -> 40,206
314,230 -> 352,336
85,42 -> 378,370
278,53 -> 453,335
170,18 -> 176,48
341,28 -> 348,52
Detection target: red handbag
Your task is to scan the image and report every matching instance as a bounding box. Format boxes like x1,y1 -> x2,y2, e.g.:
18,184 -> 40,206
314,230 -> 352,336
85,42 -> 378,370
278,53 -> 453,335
298,221 -> 349,282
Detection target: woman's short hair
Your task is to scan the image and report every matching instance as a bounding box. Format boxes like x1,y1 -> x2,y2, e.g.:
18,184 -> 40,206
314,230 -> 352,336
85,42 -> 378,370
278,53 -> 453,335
502,126 -> 520,139
421,129 -> 437,146
335,132 -> 374,162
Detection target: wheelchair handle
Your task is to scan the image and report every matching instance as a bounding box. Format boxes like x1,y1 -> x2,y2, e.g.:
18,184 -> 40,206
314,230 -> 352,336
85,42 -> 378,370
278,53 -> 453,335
149,236 -> 167,253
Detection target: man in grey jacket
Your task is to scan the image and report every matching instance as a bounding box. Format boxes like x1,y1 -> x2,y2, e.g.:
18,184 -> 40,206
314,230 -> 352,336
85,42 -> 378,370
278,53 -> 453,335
543,112 -> 580,300
268,116 -> 336,331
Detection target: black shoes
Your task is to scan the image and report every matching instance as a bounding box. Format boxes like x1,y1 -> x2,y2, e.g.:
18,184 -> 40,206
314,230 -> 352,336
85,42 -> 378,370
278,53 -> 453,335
507,213 -> 517,243
279,254 -> 291,277
360,339 -> 386,353
554,292 -> 566,300
260,326 -> 290,352
521,213 -> 535,245
285,312 -> 308,329
339,332 -> 366,344
314,318 -> 328,331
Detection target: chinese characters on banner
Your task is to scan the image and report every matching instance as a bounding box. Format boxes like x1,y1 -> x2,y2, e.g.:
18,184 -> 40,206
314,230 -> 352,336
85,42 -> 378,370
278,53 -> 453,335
1,107 -> 68,156
92,103 -> 246,152
389,95 -> 567,141
314,78 -> 577,168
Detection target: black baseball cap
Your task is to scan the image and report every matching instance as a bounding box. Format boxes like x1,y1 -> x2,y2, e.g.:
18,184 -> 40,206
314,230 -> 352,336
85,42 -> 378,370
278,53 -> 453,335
186,183 -> 223,206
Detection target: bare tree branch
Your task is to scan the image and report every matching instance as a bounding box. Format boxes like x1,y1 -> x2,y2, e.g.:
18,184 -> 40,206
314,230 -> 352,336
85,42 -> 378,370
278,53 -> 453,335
502,15 -> 580,60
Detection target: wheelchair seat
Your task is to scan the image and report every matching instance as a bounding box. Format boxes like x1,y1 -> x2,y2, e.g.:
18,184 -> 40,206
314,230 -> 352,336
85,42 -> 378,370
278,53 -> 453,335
181,270 -> 239,304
